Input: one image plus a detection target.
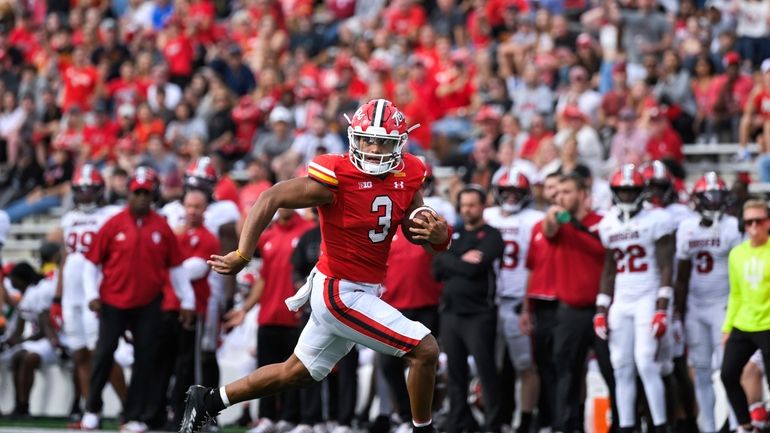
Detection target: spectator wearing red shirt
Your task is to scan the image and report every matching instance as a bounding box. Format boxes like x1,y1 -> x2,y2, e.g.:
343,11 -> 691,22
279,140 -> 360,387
154,189 -> 220,429
161,18 -> 195,88
223,209 -> 313,427
80,168 -> 195,431
519,172 -> 560,430
238,158 -> 273,216
107,61 -> 147,110
395,82 -> 432,150
134,103 -> 165,151
711,52 -> 755,144
600,63 -> 631,129
740,59 -> 770,151
645,107 -> 684,164
383,0 -> 426,40
60,46 -> 99,113
542,174 -> 618,433
187,0 -> 217,45
435,53 -> 475,118
518,114 -> 553,161
83,102 -> 120,164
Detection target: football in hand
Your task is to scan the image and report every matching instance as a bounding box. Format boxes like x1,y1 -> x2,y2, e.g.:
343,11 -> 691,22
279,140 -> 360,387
402,206 -> 434,245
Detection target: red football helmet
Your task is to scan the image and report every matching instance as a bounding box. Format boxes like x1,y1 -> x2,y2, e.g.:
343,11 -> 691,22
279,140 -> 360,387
640,160 -> 676,207
692,171 -> 728,222
610,164 -> 646,217
184,157 -> 218,193
72,164 -> 105,210
346,99 -> 416,175
492,168 -> 532,214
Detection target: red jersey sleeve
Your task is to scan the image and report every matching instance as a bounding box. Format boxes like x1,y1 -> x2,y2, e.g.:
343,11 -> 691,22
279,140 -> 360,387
158,216 -> 185,268
307,154 -> 341,189
85,214 -> 115,265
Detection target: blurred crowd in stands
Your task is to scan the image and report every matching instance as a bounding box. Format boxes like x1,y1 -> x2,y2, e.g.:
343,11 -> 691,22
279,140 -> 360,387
0,0 -> 768,223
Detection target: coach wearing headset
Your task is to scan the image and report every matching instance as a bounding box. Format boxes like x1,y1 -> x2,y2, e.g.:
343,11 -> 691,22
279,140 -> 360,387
433,185 -> 504,433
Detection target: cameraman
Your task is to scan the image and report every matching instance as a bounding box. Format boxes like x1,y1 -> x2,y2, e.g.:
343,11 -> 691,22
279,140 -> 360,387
544,173 -> 618,433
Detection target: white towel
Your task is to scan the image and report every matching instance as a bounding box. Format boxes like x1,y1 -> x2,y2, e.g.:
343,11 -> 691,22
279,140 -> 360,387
285,270 -> 315,312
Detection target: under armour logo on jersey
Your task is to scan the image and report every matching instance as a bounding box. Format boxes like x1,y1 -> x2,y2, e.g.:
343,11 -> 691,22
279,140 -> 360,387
393,181 -> 404,189
359,181 -> 372,189
115,232 -> 126,241
152,231 -> 161,245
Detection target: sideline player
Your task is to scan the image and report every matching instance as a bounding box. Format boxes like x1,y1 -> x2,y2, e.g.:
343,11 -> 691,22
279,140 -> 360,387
181,99 -> 451,433
161,157 -> 241,391
484,168 -> 544,433
675,172 -> 742,433
594,164 -> 676,433
51,165 -> 126,424
641,160 -> 698,432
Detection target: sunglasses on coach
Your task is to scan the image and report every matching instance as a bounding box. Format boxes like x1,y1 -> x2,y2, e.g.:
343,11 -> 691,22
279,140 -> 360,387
744,217 -> 768,226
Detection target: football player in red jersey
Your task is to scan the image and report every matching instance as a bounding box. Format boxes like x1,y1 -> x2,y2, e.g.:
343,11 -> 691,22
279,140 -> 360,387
182,99 -> 450,433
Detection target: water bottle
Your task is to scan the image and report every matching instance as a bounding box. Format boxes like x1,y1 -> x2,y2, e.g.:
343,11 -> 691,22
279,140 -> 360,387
556,210 -> 572,224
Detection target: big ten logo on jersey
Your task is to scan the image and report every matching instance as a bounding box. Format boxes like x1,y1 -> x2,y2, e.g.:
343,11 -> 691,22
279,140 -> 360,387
66,231 -> 96,254
359,181 -> 373,190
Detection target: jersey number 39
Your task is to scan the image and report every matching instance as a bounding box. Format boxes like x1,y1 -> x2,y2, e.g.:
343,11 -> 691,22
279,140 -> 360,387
66,231 -> 96,254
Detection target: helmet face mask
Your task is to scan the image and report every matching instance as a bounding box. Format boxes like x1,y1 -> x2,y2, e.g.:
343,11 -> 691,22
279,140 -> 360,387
73,185 -> 103,211
645,181 -> 675,207
691,171 -> 728,224
494,186 -> 530,214
612,186 -> 645,217
72,164 -> 105,211
348,130 -> 406,175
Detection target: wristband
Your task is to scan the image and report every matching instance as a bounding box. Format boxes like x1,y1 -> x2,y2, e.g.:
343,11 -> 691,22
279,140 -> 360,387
657,286 -> 674,300
431,225 -> 453,252
596,293 -> 612,308
235,249 -> 251,263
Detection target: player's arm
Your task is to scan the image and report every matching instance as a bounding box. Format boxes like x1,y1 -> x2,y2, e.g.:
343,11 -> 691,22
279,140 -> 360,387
673,258 -> 691,320
218,221 -> 238,306
405,190 -> 451,255
594,248 -> 617,340
654,234 -> 675,310
209,177 -> 335,275
223,276 -> 264,331
50,248 -> 66,332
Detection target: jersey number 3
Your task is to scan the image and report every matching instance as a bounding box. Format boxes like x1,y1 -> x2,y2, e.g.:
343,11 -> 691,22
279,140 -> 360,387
369,196 -> 393,243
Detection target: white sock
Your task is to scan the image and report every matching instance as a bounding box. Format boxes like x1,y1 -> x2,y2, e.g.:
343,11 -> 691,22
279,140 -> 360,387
220,386 -> 231,408
413,419 -> 432,428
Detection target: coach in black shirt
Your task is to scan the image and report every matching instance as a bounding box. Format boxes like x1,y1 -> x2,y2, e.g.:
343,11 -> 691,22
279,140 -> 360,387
433,185 -> 504,433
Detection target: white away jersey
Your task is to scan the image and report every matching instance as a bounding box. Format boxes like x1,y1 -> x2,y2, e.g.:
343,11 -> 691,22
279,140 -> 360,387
161,199 -> 240,235
675,215 -> 742,306
484,206 -> 545,299
60,205 -> 122,306
599,207 -> 675,303
665,202 -> 697,228
17,278 -> 55,338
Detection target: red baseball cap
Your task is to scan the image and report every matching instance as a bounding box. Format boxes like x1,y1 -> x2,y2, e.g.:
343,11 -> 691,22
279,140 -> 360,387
563,105 -> 586,121
129,167 -> 158,193
723,51 -> 741,67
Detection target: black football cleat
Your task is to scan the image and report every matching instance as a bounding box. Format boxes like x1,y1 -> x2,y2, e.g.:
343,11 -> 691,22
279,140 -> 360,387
179,385 -> 219,433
